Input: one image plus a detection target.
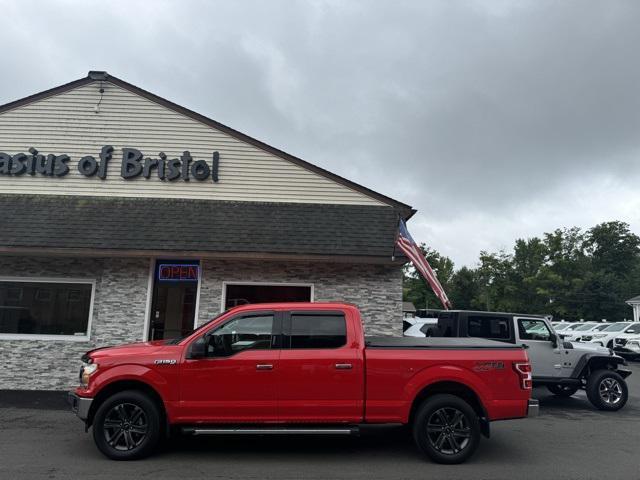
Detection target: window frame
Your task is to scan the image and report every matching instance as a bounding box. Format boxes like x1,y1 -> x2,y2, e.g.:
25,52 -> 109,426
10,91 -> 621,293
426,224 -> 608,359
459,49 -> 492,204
516,317 -> 553,342
461,312 -> 515,344
282,310 -> 348,350
220,281 -> 314,313
0,276 -> 96,342
198,310 -> 282,358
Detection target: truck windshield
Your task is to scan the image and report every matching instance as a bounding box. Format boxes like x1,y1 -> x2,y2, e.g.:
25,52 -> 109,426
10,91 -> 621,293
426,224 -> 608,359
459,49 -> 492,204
167,311 -> 226,344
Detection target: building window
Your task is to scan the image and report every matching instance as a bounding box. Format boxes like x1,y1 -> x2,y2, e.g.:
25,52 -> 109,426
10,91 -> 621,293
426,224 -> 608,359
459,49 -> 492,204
0,278 -> 94,340
223,283 -> 313,310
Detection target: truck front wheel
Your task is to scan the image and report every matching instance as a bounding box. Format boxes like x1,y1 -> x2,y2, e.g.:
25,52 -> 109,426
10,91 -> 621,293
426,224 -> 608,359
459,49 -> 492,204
412,394 -> 481,464
586,370 -> 628,411
92,390 -> 161,460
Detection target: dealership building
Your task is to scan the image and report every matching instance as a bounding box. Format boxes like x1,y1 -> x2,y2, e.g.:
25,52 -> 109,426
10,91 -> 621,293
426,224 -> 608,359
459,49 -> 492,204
0,71 -> 414,390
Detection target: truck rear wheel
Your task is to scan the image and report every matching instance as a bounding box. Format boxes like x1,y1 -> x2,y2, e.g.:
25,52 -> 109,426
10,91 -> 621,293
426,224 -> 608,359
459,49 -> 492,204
586,370 -> 628,411
92,390 -> 161,460
547,384 -> 579,397
412,394 -> 481,464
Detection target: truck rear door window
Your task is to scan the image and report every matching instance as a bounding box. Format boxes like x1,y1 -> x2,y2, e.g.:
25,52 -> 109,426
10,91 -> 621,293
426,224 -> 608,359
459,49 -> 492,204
467,316 -> 511,341
287,314 -> 346,349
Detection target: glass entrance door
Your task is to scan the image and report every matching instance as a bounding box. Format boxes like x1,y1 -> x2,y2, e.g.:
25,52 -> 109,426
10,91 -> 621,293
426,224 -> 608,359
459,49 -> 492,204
149,260 -> 200,340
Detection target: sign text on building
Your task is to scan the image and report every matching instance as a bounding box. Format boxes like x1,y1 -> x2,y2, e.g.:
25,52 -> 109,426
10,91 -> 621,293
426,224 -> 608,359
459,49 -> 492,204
0,146 -> 219,182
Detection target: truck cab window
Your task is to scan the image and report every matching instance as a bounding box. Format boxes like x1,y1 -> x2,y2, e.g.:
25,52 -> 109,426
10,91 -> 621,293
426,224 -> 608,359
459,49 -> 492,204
208,314 -> 274,356
467,316 -> 511,340
287,314 -> 346,349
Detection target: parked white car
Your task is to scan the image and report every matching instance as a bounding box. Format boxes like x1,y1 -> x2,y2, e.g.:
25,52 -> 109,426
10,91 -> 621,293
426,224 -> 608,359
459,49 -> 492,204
560,322 -> 602,342
613,335 -> 640,360
584,322 -> 635,348
403,317 -> 438,337
612,323 -> 640,359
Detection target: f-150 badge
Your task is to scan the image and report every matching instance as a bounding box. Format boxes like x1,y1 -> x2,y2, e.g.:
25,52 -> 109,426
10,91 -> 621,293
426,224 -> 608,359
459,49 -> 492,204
154,359 -> 177,365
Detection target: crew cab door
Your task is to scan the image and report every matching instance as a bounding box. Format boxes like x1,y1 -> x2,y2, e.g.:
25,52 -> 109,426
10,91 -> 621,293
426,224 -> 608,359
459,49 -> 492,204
277,310 -> 364,423
515,317 -> 562,378
178,311 -> 281,422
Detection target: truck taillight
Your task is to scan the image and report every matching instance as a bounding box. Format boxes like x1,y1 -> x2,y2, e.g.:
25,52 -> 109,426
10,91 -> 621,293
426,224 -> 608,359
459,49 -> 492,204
513,362 -> 532,390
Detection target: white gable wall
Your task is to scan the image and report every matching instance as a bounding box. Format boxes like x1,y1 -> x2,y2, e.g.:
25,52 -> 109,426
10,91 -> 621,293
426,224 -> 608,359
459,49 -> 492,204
0,81 -> 384,205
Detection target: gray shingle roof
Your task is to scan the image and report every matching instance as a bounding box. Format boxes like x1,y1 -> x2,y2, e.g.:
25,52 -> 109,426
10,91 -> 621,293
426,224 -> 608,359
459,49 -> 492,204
627,295 -> 640,303
0,194 -> 400,258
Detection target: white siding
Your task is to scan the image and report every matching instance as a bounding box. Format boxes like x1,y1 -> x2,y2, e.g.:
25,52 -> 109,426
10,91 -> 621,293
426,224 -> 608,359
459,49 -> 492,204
0,82 -> 384,205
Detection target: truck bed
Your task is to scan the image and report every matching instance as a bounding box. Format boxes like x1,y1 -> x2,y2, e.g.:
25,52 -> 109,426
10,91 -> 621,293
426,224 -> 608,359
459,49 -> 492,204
365,336 -> 524,349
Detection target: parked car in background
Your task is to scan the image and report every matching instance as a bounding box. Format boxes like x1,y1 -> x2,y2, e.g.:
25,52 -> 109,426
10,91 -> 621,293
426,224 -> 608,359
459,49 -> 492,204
613,323 -> 640,359
403,317 -> 438,337
425,310 -> 631,411
613,335 -> 640,360
584,322 -> 634,348
559,322 -> 601,342
554,322 -> 588,338
572,323 -> 615,343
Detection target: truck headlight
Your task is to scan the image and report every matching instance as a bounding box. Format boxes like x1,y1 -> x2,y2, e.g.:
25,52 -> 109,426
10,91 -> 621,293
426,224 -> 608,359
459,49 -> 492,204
80,363 -> 98,387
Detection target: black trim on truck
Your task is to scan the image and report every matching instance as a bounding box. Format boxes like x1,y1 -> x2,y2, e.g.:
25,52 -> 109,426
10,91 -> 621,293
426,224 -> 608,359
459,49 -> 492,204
365,337 -> 527,350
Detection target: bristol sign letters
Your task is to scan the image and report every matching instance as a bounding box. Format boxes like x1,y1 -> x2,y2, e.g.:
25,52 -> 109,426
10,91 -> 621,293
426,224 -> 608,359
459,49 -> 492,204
0,146 -> 220,182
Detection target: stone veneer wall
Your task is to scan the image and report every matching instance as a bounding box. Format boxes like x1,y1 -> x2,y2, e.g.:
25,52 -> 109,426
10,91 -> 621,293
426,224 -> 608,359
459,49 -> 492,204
197,260 -> 403,336
0,256 -> 150,390
0,256 -> 402,390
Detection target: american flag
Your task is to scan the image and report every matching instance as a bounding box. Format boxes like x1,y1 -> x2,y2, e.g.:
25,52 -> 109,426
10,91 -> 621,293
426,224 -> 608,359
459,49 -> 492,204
396,218 -> 452,310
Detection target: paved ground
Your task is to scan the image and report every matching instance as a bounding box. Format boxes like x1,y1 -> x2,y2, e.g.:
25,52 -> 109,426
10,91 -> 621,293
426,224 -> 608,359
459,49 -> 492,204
1,362 -> 639,480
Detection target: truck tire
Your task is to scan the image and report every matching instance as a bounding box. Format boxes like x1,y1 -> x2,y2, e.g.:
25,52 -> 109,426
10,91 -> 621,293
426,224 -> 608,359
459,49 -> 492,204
547,384 -> 579,397
586,370 -> 628,411
413,394 -> 481,464
92,390 -> 161,460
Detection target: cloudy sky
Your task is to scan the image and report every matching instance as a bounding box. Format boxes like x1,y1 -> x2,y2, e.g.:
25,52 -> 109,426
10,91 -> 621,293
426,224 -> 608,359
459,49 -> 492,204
1,0 -> 639,266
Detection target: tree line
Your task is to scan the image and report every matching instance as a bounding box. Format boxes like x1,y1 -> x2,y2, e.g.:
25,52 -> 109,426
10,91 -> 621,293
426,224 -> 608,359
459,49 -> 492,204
403,221 -> 640,322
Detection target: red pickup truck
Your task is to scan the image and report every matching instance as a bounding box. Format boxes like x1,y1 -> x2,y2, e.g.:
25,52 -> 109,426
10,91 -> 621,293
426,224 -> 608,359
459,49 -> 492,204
69,302 -> 537,464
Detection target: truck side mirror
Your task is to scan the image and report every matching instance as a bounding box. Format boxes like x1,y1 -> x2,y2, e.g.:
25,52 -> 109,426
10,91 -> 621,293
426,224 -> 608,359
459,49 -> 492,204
550,332 -> 558,349
188,335 -> 207,359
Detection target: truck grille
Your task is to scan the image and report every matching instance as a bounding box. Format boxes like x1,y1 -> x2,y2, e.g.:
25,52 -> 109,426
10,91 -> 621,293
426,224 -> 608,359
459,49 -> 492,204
615,338 -> 627,346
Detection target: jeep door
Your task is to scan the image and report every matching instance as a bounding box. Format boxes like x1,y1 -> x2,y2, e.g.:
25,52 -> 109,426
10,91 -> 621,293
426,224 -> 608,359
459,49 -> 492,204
515,317 -> 562,378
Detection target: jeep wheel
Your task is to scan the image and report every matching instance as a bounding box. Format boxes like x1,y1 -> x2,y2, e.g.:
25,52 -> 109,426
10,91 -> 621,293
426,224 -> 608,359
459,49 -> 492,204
413,394 -> 481,464
93,390 -> 161,460
586,370 -> 628,411
547,384 -> 579,397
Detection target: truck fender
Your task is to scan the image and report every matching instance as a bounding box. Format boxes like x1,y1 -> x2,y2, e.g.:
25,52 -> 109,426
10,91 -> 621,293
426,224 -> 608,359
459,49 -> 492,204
402,365 -> 491,423
86,364 -> 171,424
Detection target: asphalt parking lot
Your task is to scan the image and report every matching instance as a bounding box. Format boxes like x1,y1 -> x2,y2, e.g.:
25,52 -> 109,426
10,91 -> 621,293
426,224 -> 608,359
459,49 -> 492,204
1,362 -> 639,480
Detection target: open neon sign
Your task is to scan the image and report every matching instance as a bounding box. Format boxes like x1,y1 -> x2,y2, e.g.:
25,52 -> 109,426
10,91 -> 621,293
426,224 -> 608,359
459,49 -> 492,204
158,264 -> 199,281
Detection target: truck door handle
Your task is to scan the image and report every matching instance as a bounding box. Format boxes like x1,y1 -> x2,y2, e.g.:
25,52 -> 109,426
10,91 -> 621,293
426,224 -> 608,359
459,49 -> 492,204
256,364 -> 273,370
335,363 -> 353,370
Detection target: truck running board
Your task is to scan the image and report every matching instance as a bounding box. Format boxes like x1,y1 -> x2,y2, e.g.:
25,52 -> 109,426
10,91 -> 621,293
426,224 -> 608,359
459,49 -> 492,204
182,426 -> 360,436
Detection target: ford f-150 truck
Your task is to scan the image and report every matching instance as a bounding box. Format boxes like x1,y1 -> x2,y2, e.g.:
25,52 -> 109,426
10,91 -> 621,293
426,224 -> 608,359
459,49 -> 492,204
69,303 -> 537,464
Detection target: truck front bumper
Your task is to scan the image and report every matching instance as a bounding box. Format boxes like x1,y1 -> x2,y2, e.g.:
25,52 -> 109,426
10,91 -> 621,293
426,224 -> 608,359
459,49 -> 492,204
68,392 -> 93,421
527,399 -> 539,417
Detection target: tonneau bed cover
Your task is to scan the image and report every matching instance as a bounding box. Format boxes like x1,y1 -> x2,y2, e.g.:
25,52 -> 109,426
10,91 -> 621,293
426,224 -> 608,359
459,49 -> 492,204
365,336 -> 525,350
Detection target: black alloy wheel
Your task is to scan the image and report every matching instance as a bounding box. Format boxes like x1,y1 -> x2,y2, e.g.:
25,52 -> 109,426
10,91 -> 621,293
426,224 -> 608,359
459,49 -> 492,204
413,394 -> 481,464
93,390 -> 161,460
103,403 -> 148,451
426,407 -> 472,455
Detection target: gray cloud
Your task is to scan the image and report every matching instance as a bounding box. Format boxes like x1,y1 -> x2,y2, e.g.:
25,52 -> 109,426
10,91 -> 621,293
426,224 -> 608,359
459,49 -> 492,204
1,0 -> 639,265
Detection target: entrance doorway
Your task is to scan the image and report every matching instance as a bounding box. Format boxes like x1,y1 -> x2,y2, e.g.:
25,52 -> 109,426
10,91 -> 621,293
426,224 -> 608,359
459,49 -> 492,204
223,283 -> 313,310
148,260 -> 200,340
